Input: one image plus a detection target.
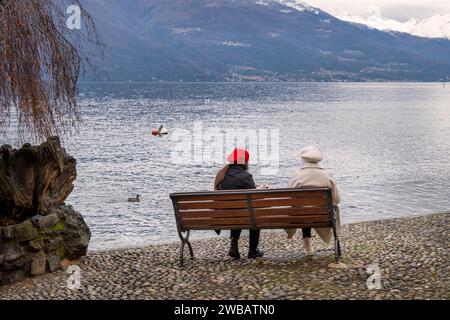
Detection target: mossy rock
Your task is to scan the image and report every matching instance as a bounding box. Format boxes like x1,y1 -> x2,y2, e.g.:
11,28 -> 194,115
14,220 -> 38,242
28,239 -> 45,251
37,221 -> 65,239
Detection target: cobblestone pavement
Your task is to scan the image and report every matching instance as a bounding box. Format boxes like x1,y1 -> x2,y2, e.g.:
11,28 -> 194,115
1,213 -> 448,300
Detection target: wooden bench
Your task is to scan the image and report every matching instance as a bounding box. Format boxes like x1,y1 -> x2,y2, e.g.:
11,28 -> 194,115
170,188 -> 341,265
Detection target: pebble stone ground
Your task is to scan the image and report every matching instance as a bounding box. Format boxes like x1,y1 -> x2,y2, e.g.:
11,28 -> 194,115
0,213 -> 448,300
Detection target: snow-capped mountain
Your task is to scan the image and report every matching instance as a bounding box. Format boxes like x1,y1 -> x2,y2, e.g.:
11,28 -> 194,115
335,13 -> 450,39
274,0 -> 450,39
408,15 -> 450,39
274,0 -> 319,14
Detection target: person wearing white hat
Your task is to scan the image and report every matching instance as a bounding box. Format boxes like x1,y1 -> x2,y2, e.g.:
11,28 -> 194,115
285,146 -> 341,256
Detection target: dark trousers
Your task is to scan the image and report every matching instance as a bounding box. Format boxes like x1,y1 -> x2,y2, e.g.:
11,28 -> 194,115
302,228 -> 312,238
230,229 -> 260,250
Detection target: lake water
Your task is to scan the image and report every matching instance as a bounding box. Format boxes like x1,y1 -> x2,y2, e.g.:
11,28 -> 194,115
3,83 -> 450,251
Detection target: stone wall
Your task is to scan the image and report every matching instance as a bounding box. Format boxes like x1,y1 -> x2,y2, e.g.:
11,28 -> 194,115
0,205 -> 91,285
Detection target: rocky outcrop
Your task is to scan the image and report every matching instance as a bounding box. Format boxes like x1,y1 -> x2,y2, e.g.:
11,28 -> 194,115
0,137 -> 90,286
0,136 -> 76,225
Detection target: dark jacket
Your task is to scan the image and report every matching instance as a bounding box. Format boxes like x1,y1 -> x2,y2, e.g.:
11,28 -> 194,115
215,165 -> 256,236
219,165 -> 256,190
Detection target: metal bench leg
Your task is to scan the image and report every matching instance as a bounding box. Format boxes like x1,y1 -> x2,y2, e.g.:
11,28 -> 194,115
332,226 -> 341,263
334,237 -> 339,263
178,231 -> 194,266
180,241 -> 185,266
337,237 -> 342,258
187,242 -> 194,259
184,230 -> 194,259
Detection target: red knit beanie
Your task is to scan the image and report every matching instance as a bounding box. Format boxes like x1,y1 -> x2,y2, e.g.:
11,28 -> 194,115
227,148 -> 250,164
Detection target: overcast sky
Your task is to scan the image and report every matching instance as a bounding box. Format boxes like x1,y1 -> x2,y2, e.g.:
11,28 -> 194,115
305,0 -> 450,21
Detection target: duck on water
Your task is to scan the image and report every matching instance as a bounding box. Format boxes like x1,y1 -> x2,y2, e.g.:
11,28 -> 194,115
128,195 -> 140,203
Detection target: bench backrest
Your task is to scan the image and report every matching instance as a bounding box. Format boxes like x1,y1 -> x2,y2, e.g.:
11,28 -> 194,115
170,188 -> 334,232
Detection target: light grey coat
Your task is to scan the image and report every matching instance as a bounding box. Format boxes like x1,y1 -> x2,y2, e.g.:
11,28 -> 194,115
286,162 -> 341,244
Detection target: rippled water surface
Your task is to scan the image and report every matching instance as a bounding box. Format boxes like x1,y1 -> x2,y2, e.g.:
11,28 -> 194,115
4,83 -> 450,250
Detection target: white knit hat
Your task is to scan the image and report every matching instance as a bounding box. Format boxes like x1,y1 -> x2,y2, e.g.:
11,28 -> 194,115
300,146 -> 323,163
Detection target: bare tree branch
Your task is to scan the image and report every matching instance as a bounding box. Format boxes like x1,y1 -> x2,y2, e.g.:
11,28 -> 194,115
0,0 -> 102,140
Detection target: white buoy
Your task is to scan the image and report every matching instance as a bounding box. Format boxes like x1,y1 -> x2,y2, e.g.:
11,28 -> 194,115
158,126 -> 168,135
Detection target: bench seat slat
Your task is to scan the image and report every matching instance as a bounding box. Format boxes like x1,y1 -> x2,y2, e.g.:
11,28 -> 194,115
178,200 -> 249,210
250,191 -> 328,199
256,223 -> 330,229
183,225 -> 253,230
180,209 -> 250,218
184,223 -> 330,230
251,197 -> 328,208
253,207 -> 329,216
255,215 -> 330,224
181,217 -> 251,227
176,193 -> 248,201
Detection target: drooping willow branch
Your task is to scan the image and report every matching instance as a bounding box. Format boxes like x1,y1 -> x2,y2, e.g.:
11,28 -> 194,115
0,0 -> 102,139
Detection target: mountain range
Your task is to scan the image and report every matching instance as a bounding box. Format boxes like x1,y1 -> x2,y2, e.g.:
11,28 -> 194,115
335,13 -> 450,40
81,0 -> 450,82
279,0 -> 450,40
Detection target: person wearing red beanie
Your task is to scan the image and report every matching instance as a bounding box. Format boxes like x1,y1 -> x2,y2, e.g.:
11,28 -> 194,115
213,148 -> 263,260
